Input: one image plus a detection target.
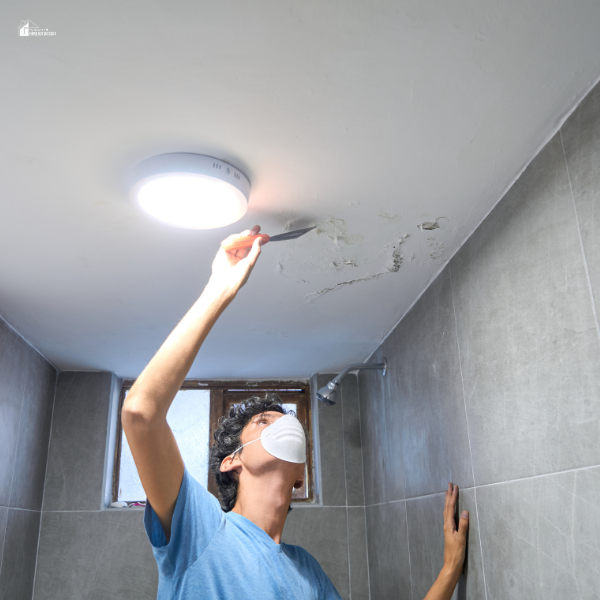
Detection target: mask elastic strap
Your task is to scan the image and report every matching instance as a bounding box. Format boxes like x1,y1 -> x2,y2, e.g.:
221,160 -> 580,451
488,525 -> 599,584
229,436 -> 261,458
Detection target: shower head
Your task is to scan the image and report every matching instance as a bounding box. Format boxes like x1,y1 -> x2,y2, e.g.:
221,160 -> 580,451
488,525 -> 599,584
316,359 -> 387,405
316,380 -> 340,406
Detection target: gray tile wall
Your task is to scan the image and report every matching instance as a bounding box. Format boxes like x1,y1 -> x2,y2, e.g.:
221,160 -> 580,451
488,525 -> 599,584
42,371 -> 118,512
358,80 -> 600,600
0,316 -> 57,600
34,371 -> 368,600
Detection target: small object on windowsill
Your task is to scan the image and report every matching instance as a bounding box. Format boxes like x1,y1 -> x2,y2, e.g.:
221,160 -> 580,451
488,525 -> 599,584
110,501 -> 128,508
128,501 -> 146,508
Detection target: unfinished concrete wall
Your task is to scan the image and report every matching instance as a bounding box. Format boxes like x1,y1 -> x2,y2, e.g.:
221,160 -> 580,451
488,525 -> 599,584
358,81 -> 600,600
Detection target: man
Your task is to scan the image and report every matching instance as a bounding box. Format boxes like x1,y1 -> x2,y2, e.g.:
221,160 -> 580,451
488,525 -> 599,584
123,225 -> 469,599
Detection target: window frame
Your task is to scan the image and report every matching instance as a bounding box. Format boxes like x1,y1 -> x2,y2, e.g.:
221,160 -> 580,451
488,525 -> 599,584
112,379 -> 314,505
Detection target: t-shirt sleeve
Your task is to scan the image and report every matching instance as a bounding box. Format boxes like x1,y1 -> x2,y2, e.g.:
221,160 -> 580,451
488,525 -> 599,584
313,557 -> 343,600
144,468 -> 224,579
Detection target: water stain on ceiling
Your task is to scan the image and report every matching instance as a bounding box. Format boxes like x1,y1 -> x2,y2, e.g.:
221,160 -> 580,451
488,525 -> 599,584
0,0 -> 599,378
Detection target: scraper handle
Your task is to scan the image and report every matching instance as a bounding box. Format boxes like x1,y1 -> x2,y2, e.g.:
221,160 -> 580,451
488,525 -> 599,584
222,234 -> 271,252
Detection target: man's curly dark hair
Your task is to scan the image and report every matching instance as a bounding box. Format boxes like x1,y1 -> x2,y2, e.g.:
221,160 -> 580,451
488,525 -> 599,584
209,393 -> 289,512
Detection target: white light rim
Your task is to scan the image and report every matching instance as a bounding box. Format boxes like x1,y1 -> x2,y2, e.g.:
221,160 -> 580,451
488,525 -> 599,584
128,153 -> 250,230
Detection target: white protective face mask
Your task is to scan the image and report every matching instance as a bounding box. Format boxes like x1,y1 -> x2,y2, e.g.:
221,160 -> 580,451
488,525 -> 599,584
231,414 -> 306,464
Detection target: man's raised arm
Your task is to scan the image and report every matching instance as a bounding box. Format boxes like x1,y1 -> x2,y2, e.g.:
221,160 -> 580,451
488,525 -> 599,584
121,227 -> 263,540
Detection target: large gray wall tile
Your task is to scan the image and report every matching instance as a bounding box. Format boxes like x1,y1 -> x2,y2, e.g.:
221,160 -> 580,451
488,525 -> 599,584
405,489 -> 485,600
359,347 -> 407,506
381,268 -> 473,498
451,133 -> 600,485
317,373 -> 347,506
34,509 -> 158,600
283,507 -> 350,599
477,467 -> 600,600
43,371 -> 115,511
0,508 -> 41,600
561,81 -> 600,319
341,375 -> 365,507
348,506 -> 370,600
365,501 -> 412,600
0,322 -> 30,506
10,351 -> 56,510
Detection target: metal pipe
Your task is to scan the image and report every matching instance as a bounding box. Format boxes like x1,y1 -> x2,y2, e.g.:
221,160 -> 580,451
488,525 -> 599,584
316,359 -> 387,405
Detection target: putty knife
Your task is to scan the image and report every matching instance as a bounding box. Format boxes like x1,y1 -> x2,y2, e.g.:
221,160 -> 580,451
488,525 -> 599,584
222,226 -> 316,252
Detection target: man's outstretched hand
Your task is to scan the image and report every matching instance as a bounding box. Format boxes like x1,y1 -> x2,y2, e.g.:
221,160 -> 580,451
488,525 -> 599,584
443,483 -> 468,575
209,225 -> 263,297
423,483 -> 468,600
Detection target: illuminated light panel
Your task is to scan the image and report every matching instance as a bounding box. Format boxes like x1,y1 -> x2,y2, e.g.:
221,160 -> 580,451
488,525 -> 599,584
129,154 -> 250,230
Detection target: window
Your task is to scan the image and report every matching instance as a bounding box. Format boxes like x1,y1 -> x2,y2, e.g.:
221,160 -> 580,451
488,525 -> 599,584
112,380 -> 313,506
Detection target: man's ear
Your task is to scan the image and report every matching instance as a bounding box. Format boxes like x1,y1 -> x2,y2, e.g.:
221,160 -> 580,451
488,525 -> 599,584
220,454 -> 242,474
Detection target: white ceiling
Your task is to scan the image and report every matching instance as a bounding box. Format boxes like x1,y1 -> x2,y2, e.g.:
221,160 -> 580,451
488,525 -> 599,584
2,1 -> 600,379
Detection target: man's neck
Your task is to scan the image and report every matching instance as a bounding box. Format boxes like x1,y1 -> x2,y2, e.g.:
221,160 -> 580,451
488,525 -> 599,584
231,472 -> 293,544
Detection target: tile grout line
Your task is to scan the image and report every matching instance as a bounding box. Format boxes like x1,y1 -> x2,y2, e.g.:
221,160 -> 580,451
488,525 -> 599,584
355,374 -> 372,600
559,129 -> 600,345
362,462 -> 600,507
404,501 -> 414,600
340,381 -> 351,599
448,265 -> 489,600
475,464 -> 600,489
31,373 -> 59,600
365,488 -> 476,507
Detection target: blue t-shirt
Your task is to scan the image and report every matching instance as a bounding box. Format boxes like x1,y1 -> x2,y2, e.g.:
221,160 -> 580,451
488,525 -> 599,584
144,469 -> 342,600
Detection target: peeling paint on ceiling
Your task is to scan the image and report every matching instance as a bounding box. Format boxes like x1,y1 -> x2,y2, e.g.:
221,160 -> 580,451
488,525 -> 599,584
0,0 -> 599,378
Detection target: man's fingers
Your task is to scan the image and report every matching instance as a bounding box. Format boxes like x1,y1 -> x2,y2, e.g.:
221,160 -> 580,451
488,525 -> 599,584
458,511 -> 469,537
248,236 -> 262,263
444,483 -> 458,532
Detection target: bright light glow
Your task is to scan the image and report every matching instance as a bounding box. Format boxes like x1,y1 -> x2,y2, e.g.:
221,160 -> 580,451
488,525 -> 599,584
134,173 -> 247,229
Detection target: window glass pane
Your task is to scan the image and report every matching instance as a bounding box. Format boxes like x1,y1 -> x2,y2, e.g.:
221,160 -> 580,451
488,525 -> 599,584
281,403 -> 296,415
118,389 -> 211,502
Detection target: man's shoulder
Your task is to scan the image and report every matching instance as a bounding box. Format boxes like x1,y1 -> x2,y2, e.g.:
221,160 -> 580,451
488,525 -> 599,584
281,543 -> 322,571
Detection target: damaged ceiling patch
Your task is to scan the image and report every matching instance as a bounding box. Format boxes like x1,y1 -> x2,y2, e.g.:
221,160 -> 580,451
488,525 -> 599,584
304,233 -> 410,300
418,217 -> 448,231
316,216 -> 364,246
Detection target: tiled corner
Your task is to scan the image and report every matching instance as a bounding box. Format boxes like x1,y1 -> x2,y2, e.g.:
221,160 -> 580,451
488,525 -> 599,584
405,489 -> 485,600
283,507 -> 350,599
0,323 -> 30,506
317,373 -> 347,506
382,267 -> 474,498
451,132 -> 600,486
365,501 -> 412,600
476,467 -> 600,600
0,505 -> 8,567
0,508 -> 41,600
43,372 -> 114,511
10,351 -> 56,510
561,79 -> 600,322
34,509 -> 157,600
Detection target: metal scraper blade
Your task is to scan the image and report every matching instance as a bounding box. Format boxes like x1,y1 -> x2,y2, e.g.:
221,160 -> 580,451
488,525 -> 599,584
268,226 -> 316,242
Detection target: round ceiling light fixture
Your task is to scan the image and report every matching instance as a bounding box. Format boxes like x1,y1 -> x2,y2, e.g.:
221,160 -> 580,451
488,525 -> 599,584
129,153 -> 250,229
